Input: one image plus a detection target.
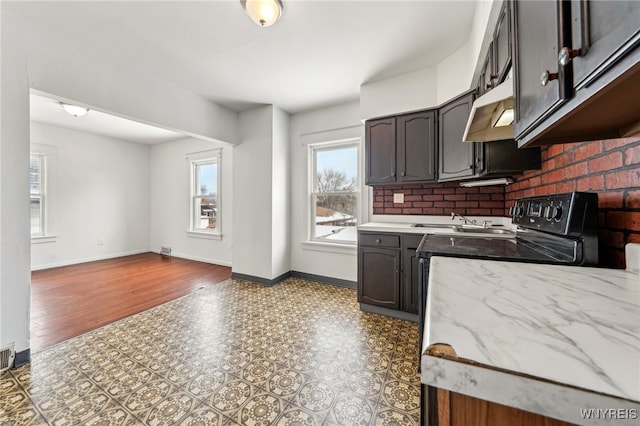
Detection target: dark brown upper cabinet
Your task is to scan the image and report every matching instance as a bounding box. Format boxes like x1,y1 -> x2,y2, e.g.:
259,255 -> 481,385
397,110 -> 437,183
513,0 -> 571,141
512,0 -> 640,146
365,117 -> 396,184
493,1 -> 512,84
477,2 -> 512,96
365,111 -> 436,185
438,91 -> 477,182
480,43 -> 495,94
438,89 -> 540,182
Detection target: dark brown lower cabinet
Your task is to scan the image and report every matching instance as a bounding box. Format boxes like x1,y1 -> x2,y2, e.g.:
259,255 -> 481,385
358,246 -> 401,309
424,386 -> 574,426
358,232 -> 422,315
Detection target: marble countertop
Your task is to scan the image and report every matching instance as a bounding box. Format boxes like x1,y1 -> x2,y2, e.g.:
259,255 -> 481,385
421,244 -> 640,424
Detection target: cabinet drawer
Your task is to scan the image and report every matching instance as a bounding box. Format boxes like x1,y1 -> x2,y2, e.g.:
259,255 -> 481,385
359,233 -> 401,248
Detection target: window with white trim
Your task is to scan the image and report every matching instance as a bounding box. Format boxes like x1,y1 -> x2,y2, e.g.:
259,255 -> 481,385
310,140 -> 360,244
190,153 -> 221,236
30,153 -> 46,237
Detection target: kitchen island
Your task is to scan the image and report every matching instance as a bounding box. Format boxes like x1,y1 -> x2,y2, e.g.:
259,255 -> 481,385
421,244 -> 640,426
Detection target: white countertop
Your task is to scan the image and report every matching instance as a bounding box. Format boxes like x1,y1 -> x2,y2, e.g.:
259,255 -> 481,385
358,215 -> 514,236
421,244 -> 640,424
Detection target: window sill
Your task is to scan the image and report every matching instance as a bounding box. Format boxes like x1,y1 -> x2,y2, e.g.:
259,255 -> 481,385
301,240 -> 357,255
31,235 -> 57,244
187,231 -> 222,241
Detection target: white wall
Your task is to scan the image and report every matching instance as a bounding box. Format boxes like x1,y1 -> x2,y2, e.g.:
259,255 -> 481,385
233,106 -> 275,280
361,0 -> 499,116
290,101 -> 366,283
360,67 -> 438,120
30,122 -> 151,270
149,137 -> 233,266
1,11 -> 32,355
271,107 -> 291,278
436,41 -> 476,104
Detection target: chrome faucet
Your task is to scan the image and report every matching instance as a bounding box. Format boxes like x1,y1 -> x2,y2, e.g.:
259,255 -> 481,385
450,212 -> 476,226
451,212 -> 490,228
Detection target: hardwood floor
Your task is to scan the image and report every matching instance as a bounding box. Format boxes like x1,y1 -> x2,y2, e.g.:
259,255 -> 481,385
30,252 -> 231,352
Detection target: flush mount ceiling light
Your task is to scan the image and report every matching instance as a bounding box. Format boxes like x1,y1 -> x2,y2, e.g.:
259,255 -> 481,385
60,102 -> 89,118
241,0 -> 283,27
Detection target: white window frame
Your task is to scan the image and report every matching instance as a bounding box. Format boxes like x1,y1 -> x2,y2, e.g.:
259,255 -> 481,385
309,138 -> 361,245
30,144 -> 57,243
30,152 -> 46,237
187,149 -> 222,240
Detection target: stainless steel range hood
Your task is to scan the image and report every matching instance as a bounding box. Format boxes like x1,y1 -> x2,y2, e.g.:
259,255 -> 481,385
463,79 -> 514,142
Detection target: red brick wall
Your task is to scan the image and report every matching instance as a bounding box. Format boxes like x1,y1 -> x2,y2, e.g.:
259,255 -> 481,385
372,183 -> 506,216
371,136 -> 640,268
508,136 -> 640,268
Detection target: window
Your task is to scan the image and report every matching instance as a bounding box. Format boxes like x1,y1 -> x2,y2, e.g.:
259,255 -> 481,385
190,152 -> 221,236
310,140 -> 360,244
30,153 -> 46,237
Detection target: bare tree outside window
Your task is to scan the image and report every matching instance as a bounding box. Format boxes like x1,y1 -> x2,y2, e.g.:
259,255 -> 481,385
311,143 -> 359,243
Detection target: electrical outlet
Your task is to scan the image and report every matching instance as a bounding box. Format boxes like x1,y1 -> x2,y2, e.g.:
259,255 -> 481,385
98,239 -> 104,246
393,193 -> 405,204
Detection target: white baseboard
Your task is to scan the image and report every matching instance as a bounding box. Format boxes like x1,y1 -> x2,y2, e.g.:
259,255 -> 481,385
30,249 -> 150,271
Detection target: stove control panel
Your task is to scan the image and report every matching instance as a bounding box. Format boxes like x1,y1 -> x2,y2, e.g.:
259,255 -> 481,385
510,192 -> 598,237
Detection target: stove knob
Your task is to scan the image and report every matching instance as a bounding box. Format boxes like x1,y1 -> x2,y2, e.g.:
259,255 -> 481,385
551,206 -> 563,221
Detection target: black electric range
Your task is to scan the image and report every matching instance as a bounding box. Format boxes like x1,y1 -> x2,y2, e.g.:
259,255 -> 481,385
416,191 -> 599,426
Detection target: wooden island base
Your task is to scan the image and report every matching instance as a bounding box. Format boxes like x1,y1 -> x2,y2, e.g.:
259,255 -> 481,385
425,386 -> 575,426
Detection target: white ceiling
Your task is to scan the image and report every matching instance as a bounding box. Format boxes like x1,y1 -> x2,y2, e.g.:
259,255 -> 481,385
10,0 -> 477,143
30,94 -> 186,144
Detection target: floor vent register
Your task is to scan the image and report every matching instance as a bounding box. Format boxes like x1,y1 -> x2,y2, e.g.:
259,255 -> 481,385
0,343 -> 15,372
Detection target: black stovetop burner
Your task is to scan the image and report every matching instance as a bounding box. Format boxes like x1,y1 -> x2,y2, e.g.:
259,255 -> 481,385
417,191 -> 599,266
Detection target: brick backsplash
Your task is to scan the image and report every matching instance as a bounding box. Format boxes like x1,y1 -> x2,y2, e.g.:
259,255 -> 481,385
370,135 -> 640,269
372,183 -> 506,216
508,136 -> 640,269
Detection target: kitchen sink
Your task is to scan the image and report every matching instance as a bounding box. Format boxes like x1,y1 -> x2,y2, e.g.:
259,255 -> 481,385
453,226 -> 514,234
412,223 -> 457,229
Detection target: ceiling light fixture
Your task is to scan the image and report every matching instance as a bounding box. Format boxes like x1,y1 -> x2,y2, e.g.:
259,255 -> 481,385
241,0 -> 283,27
60,102 -> 90,118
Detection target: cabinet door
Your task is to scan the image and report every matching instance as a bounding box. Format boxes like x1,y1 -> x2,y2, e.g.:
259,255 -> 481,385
365,118 -> 396,185
403,250 -> 420,315
570,0 -> 640,90
358,247 -> 400,309
397,111 -> 436,183
481,44 -> 495,92
493,2 -> 511,84
438,92 -> 476,182
513,0 -> 572,140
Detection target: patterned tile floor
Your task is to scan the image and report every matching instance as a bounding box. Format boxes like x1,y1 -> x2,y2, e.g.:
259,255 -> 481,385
1,278 -> 420,425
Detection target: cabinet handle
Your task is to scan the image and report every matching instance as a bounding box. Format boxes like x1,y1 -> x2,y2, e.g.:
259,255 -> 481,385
558,47 -> 580,66
375,239 -> 381,244
467,164 -> 473,170
540,70 -> 559,86
401,171 -> 406,177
